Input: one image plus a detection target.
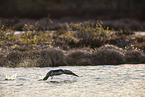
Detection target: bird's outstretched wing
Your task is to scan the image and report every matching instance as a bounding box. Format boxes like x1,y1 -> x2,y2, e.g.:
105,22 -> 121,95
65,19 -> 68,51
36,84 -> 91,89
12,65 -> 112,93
63,70 -> 79,77
43,70 -> 52,80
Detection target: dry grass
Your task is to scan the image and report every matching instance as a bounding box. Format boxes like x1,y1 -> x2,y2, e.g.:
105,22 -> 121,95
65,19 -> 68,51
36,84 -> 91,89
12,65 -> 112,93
39,48 -> 67,67
18,58 -> 39,67
91,44 -> 125,65
18,50 -> 41,67
1,51 -> 23,67
1,44 -> 145,67
97,44 -> 125,54
66,50 -> 92,65
125,49 -> 145,63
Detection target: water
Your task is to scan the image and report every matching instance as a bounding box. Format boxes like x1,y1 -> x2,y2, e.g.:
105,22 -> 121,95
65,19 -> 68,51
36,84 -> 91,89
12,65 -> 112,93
0,64 -> 145,97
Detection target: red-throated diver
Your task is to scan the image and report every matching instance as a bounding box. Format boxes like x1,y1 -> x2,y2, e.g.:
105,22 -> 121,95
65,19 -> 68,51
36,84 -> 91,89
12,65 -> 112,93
43,69 -> 79,80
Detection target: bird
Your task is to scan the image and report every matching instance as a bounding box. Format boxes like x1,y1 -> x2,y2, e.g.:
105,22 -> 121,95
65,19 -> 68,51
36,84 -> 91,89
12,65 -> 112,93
43,69 -> 79,80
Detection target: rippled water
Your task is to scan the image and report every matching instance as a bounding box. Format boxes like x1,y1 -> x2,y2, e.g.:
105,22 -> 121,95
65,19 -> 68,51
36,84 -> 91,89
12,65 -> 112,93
0,64 -> 145,97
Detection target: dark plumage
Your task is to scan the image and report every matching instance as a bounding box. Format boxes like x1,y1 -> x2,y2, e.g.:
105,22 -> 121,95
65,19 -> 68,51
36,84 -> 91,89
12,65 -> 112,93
43,69 -> 79,80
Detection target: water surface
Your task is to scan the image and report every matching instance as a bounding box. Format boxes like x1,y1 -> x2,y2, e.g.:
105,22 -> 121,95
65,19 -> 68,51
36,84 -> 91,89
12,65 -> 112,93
0,64 -> 145,97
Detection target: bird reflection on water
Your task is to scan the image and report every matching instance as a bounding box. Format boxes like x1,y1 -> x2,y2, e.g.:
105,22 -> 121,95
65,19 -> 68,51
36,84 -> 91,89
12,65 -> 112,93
46,80 -> 77,84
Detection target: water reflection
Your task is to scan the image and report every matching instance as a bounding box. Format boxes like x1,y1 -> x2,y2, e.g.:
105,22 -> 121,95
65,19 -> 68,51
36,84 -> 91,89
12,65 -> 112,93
46,80 -> 77,84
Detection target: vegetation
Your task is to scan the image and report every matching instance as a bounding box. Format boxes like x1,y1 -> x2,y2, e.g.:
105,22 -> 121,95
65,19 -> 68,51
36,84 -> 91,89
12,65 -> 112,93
0,20 -> 145,67
0,21 -> 53,51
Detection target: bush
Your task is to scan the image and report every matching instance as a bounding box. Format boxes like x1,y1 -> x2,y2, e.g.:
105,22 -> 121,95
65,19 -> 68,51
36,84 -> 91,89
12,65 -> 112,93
65,21 -> 111,48
66,50 -> 92,65
18,58 -> 40,67
125,49 -> 145,63
39,48 -> 67,67
0,54 -> 4,66
98,44 -> 125,54
4,51 -> 24,67
76,37 -> 105,48
105,35 -> 132,48
91,45 -> 125,65
69,21 -> 111,39
17,50 -> 41,67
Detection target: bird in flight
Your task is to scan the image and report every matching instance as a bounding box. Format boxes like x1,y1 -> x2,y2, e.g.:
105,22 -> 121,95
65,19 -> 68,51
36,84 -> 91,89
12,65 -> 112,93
43,69 -> 79,80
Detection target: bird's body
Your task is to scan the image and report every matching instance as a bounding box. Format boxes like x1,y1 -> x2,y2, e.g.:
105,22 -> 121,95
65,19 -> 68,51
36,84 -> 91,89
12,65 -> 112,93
43,69 -> 79,80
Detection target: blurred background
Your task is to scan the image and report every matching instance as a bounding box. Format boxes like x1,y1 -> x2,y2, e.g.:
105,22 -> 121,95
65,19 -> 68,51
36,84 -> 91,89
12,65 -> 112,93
0,0 -> 145,19
0,0 -> 145,31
